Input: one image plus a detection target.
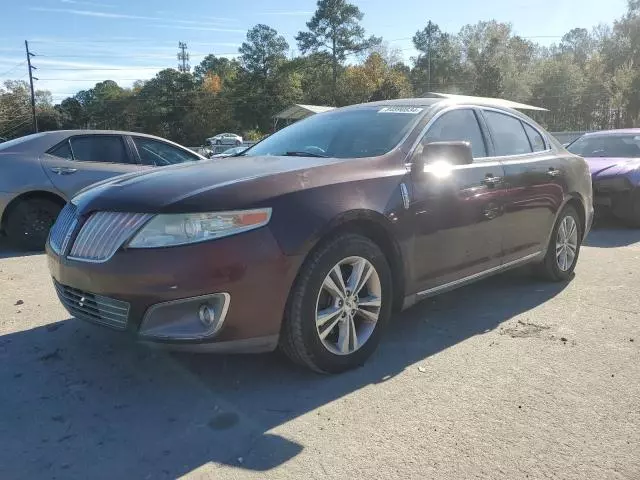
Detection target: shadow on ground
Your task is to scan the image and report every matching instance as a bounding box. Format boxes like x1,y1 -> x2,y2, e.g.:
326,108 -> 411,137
585,216 -> 640,248
0,268 -> 569,479
0,241 -> 41,259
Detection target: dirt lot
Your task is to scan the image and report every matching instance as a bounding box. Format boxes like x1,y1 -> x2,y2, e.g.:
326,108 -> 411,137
1,223 -> 639,480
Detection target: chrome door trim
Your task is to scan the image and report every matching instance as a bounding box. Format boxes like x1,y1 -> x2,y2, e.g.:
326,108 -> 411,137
415,251 -> 543,298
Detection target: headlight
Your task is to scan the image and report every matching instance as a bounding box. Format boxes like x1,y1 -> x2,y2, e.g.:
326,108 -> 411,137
127,208 -> 272,248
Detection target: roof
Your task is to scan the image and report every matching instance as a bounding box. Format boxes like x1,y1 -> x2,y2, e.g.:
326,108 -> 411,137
274,104 -> 336,120
345,94 -> 548,112
423,93 -> 548,111
583,128 -> 640,136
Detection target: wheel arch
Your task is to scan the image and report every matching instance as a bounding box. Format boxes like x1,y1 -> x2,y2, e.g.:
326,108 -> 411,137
1,190 -> 66,232
297,210 -> 407,312
563,193 -> 587,239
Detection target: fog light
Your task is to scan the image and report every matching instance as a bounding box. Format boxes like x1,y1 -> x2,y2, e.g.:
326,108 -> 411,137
198,304 -> 216,326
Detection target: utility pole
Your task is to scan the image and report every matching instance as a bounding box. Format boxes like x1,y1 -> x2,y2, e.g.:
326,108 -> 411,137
25,40 -> 38,133
177,42 -> 190,73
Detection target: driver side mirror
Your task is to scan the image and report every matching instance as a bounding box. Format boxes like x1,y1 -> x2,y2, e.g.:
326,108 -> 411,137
411,141 -> 473,176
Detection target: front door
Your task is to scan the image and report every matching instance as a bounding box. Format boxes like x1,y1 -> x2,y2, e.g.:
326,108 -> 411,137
41,134 -> 144,199
409,108 -> 507,294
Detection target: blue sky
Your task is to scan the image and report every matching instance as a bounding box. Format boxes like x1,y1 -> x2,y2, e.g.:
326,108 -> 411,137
0,0 -> 629,103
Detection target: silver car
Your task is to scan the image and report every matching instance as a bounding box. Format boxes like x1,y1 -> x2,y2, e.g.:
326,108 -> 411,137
206,133 -> 243,146
0,130 -> 205,250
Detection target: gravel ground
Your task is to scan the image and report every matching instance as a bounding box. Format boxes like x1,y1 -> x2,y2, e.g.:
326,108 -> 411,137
1,223 -> 639,480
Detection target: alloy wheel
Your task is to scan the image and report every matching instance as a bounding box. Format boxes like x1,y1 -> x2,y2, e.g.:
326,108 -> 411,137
315,256 -> 382,355
556,215 -> 578,271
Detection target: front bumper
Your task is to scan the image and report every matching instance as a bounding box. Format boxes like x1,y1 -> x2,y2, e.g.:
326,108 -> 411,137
47,228 -> 299,352
592,176 -> 639,219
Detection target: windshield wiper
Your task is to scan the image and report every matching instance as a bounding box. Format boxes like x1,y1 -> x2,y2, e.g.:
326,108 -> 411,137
283,151 -> 328,158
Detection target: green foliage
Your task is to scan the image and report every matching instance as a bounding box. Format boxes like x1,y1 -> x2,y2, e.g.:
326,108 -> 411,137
296,0 -> 381,103
3,2 -> 640,141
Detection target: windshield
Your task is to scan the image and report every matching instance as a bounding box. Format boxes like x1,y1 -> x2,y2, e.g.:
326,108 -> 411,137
244,107 -> 424,159
567,134 -> 640,158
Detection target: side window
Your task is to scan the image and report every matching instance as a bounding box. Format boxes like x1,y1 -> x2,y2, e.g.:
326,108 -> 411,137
133,137 -> 199,166
69,135 -> 129,163
483,111 -> 533,156
49,140 -> 73,160
523,122 -> 547,152
421,109 -> 487,158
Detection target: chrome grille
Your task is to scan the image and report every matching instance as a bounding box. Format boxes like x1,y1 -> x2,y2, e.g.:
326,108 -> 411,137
48,203 -> 78,255
68,212 -> 152,262
53,281 -> 129,330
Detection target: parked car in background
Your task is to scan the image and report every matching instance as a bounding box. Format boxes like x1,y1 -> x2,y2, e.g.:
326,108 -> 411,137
47,95 -> 592,373
189,146 -> 214,158
0,130 -> 205,249
211,146 -> 247,158
566,129 -> 640,226
206,133 -> 243,146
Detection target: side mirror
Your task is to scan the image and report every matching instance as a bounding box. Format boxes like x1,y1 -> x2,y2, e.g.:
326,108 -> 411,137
411,141 -> 473,176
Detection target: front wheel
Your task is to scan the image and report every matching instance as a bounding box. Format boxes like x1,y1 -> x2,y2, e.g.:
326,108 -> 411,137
535,205 -> 582,281
280,234 -> 393,373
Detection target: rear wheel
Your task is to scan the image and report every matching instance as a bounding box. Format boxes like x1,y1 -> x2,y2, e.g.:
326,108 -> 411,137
280,234 -> 392,373
5,197 -> 62,251
535,205 -> 581,281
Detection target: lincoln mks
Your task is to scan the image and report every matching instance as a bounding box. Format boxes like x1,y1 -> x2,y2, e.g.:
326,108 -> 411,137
47,95 -> 593,373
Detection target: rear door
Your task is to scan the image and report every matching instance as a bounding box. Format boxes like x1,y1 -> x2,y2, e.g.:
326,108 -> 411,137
41,134 -> 142,199
480,109 -> 565,263
409,107 -> 508,293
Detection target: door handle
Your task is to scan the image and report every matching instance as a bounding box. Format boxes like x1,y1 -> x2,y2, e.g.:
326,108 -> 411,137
547,168 -> 561,177
482,174 -> 502,187
50,167 -> 78,175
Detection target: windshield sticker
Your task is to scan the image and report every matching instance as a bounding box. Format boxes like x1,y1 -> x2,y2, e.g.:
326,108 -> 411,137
378,106 -> 423,114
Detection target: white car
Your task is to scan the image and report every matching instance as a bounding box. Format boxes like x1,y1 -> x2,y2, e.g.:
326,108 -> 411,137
206,133 -> 243,146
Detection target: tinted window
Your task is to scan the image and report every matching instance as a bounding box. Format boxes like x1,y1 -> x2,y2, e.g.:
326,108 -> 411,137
421,109 -> 487,158
245,106 -> 423,159
134,137 -> 199,166
49,141 -> 73,160
483,111 -> 532,156
523,123 -> 546,152
567,134 -> 640,158
70,135 -> 129,163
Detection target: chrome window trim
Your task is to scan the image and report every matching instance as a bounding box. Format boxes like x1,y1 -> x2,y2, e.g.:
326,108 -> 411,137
405,103 -> 553,165
404,104 -> 492,164
478,106 -> 552,154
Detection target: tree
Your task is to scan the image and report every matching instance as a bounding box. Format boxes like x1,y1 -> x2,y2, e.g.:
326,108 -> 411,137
239,24 -> 289,79
193,55 -> 239,89
296,0 -> 381,104
412,21 -> 464,94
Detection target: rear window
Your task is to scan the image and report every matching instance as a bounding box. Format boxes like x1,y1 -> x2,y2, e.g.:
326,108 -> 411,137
484,110 -> 532,156
49,141 -> 73,160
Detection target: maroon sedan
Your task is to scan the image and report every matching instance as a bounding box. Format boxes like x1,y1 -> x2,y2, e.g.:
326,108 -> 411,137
47,96 -> 593,373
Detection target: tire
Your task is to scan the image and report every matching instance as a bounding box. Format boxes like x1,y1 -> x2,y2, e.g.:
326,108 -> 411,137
535,205 -> 582,282
235,140 -> 242,146
280,234 -> 393,373
5,197 -> 62,251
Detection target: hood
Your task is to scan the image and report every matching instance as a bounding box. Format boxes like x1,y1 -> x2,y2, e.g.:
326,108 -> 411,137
72,154 -> 353,213
585,156 -> 640,178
